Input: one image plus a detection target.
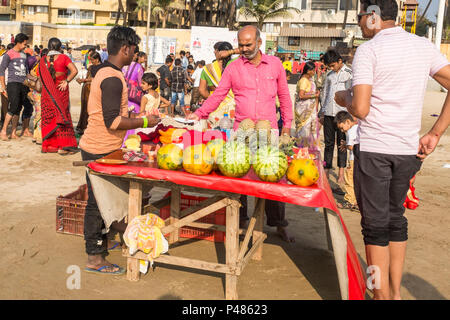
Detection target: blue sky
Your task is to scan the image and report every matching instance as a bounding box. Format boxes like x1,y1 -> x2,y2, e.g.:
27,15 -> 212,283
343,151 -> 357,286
418,0 -> 441,22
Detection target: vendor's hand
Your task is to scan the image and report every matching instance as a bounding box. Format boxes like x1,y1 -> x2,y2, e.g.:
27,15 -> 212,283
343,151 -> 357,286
1,90 -> 7,99
146,114 -> 161,127
76,78 -> 83,84
187,113 -> 200,121
281,127 -> 291,136
417,131 -> 440,161
335,89 -> 352,108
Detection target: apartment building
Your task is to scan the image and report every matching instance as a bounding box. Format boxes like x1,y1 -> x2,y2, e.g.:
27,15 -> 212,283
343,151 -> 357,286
238,0 -> 402,53
10,0 -> 122,25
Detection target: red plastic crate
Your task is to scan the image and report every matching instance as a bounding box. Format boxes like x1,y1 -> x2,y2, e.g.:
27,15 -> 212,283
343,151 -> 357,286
56,184 -> 88,236
159,192 -> 226,242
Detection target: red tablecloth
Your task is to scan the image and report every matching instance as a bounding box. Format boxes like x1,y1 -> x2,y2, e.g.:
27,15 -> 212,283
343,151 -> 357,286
88,157 -> 366,299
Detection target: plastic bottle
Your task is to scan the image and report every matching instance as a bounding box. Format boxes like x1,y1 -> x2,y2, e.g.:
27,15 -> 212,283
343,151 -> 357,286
219,113 -> 233,139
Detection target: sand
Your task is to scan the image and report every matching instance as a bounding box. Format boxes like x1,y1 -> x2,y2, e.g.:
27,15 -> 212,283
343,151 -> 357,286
0,73 -> 448,300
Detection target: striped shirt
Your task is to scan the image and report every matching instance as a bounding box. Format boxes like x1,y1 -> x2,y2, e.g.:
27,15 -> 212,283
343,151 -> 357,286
352,27 -> 449,155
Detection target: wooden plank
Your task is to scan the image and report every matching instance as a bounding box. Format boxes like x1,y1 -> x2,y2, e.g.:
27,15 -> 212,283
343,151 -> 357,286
161,197 -> 228,235
124,251 -> 238,275
127,181 -> 142,281
323,208 -> 333,252
252,197 -> 265,261
239,233 -> 267,274
169,187 -> 181,244
186,222 -> 227,233
237,213 -> 258,262
326,209 -> 349,300
179,195 -> 226,219
225,200 -> 240,300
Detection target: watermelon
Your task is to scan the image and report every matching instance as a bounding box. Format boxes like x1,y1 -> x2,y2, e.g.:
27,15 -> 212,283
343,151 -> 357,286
217,141 -> 251,178
253,145 -> 288,182
206,139 -> 226,170
157,144 -> 183,171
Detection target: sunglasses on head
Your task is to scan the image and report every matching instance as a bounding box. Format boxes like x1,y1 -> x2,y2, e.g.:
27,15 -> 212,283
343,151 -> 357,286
357,12 -> 373,23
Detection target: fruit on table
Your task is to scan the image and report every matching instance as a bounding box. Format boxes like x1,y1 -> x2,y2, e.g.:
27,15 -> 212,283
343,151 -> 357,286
159,128 -> 187,144
206,139 -> 225,170
124,135 -> 141,151
255,120 -> 273,144
287,158 -> 319,187
239,118 -> 256,131
157,144 -> 183,170
183,144 -> 214,175
253,146 -> 288,182
217,141 -> 251,178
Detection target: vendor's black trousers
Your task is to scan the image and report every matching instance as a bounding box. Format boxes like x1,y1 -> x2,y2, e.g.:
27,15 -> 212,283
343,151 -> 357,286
323,115 -> 347,169
81,149 -> 112,256
239,195 -> 288,227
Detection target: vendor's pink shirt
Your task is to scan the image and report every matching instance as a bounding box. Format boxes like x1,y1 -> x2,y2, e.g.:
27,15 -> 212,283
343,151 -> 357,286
352,27 -> 449,155
195,53 -> 293,130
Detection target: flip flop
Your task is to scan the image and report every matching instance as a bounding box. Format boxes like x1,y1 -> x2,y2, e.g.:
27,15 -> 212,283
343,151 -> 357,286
108,242 -> 122,252
84,264 -> 125,275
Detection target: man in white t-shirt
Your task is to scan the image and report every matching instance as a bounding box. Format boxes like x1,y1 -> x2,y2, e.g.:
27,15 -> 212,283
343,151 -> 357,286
335,0 -> 450,300
190,60 -> 204,109
335,111 -> 359,210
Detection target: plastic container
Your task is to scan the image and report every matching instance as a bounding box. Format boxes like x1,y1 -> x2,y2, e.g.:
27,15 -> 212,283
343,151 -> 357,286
159,192 -> 226,242
56,185 -> 88,236
219,113 -> 232,139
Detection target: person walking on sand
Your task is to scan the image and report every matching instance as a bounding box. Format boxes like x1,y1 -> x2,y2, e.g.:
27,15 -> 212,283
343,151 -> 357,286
335,0 -> 450,300
0,33 -> 34,140
188,25 -> 295,243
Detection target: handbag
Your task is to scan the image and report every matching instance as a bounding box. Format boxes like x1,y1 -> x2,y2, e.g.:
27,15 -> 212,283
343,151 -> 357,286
124,62 -> 143,105
23,63 -> 42,93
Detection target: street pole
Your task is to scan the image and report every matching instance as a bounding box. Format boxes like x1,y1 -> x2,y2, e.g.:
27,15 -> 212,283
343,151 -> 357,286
435,0 -> 445,50
145,0 -> 152,70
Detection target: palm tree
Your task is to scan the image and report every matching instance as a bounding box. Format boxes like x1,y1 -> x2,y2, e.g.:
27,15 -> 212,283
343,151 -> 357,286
136,0 -> 184,28
238,0 -> 301,31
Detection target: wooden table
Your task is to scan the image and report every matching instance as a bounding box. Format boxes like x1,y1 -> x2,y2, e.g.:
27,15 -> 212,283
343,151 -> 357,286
88,150 -> 366,300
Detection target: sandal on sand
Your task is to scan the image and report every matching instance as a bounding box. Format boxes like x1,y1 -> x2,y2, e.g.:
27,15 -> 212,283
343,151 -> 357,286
108,242 -> 123,252
337,201 -> 353,210
84,264 -> 125,275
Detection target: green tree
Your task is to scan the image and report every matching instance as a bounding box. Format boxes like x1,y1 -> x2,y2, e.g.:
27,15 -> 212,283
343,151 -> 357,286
135,0 -> 184,28
238,0 -> 300,30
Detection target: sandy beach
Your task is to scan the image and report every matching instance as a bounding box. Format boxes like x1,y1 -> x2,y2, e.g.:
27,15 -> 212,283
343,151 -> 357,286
0,75 -> 448,300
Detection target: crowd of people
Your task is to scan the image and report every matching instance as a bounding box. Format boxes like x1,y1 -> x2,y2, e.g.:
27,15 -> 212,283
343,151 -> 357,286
1,0 -> 449,300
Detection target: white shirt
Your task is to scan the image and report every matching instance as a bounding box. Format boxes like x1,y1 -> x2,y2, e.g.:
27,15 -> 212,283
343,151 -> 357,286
192,67 -> 203,88
320,64 -> 353,117
346,124 -> 360,161
352,27 -> 449,155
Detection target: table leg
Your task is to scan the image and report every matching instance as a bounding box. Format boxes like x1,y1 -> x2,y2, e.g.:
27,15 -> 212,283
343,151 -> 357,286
323,208 -> 333,252
127,181 -> 142,281
169,186 -> 181,244
251,197 -> 265,261
225,199 -> 239,300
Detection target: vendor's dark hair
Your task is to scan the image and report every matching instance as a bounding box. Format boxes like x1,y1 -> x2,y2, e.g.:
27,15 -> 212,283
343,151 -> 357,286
335,111 -> 355,124
107,26 -> 141,56
14,33 -> 29,45
48,37 -> 62,80
141,72 -> 159,90
360,0 -> 398,21
217,41 -> 233,73
323,49 -> 342,65
213,42 -> 222,50
301,61 -> 316,77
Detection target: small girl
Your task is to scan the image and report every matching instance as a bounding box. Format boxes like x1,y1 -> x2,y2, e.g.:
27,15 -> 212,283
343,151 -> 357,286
140,73 -> 170,117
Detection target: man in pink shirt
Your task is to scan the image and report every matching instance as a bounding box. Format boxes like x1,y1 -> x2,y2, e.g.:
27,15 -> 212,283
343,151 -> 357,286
188,25 -> 295,242
336,0 -> 450,300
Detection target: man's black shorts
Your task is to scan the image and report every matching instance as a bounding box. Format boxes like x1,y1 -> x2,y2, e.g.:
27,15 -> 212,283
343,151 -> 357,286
354,144 -> 422,247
